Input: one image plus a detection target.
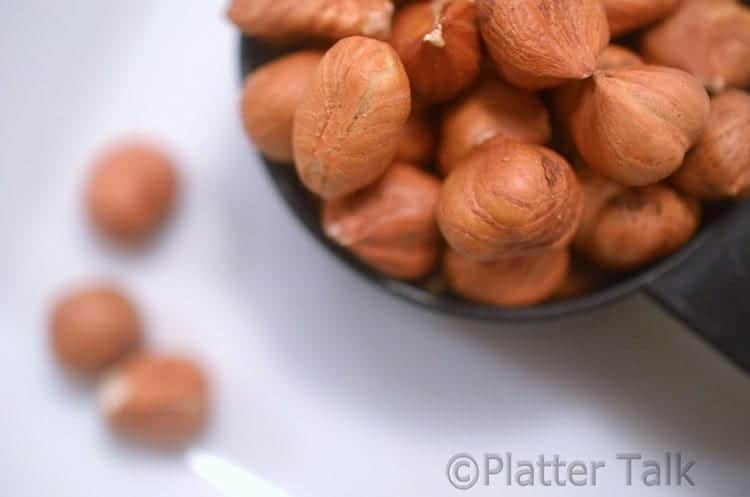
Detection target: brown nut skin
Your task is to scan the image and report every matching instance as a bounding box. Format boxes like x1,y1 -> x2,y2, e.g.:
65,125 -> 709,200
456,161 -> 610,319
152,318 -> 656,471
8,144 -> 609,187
672,90 -> 750,200
322,162 -> 441,280
50,287 -> 141,376
294,36 -> 412,199
476,0 -> 610,90
241,51 -> 323,164
87,142 -> 178,244
444,247 -> 570,307
394,114 -> 437,166
98,355 -> 209,448
576,184 -> 701,271
437,138 -> 583,262
391,0 -> 481,103
570,65 -> 710,187
641,0 -> 750,94
227,0 -> 395,42
604,0 -> 682,38
573,169 -> 627,250
438,78 -> 551,175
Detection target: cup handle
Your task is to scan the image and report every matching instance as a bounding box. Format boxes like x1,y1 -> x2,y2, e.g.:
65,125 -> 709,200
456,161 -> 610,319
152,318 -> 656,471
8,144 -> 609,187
645,203 -> 750,374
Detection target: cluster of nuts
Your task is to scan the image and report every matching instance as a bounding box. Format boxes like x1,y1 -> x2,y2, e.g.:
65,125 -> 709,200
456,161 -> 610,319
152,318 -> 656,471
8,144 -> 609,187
50,142 -> 210,448
234,0 -> 750,308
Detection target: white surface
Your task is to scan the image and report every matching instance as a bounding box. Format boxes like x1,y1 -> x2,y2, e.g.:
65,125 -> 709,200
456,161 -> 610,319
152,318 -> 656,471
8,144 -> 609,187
1,2 -> 749,496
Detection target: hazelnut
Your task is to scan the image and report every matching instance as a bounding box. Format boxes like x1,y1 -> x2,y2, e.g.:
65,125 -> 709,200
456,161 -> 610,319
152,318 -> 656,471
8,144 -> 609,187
228,0 -> 395,42
573,169 -> 627,250
444,247 -> 570,307
672,89 -> 750,200
641,0 -> 750,94
294,36 -> 412,199
438,77 -> 551,175
437,138 -> 583,261
570,65 -> 710,186
575,183 -> 701,271
476,0 -> 610,90
391,0 -> 481,102
50,286 -> 141,376
553,258 -> 609,300
241,51 -> 323,164
322,162 -> 441,280
603,0 -> 681,38
86,141 -> 178,244
553,44 -> 643,153
394,114 -> 437,167
98,354 -> 209,447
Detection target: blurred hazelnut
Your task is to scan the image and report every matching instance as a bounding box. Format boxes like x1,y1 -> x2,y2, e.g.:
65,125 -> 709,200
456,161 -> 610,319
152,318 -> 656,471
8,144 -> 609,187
50,286 -> 141,376
570,65 -> 710,186
294,36 -> 411,199
576,183 -> 701,271
672,90 -> 750,200
228,0 -> 395,42
395,114 -> 437,167
603,0 -> 681,38
596,44 -> 645,71
391,0 -> 481,102
641,0 -> 750,94
241,51 -> 323,164
438,78 -> 551,175
322,162 -> 441,280
437,138 -> 583,261
86,142 -> 178,245
477,0 -> 610,89
444,247 -> 570,307
99,354 -> 209,447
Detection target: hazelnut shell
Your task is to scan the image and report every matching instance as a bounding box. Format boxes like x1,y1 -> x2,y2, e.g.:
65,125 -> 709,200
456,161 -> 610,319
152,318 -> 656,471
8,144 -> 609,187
438,78 -> 551,175
672,89 -> 750,200
641,0 -> 750,94
294,36 -> 412,199
241,51 -> 323,164
437,138 -> 583,261
86,142 -> 178,244
444,248 -> 570,307
477,0 -> 610,89
391,0 -> 481,102
322,162 -> 442,280
99,355 -> 209,447
50,287 -> 141,375
570,65 -> 710,186
227,0 -> 395,42
395,114 -> 437,166
604,0 -> 681,38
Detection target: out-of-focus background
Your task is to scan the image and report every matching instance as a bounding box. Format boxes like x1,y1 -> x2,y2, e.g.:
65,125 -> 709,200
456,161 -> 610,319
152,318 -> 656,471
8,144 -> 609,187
1,1 -> 749,496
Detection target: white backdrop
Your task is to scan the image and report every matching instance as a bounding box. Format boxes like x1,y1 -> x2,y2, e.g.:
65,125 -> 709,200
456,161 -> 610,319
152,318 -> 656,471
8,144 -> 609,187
0,2 -> 749,496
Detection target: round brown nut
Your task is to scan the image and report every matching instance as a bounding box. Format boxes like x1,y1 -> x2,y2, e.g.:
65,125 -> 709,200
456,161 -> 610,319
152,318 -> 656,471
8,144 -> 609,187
50,286 -> 141,375
476,0 -> 610,89
576,184 -> 701,271
641,0 -> 750,94
444,247 -> 570,307
294,36 -> 412,199
603,0 -> 681,38
438,77 -> 551,175
394,114 -> 437,167
437,138 -> 583,262
227,0 -> 395,42
391,0 -> 481,103
241,51 -> 323,164
672,89 -> 750,200
322,162 -> 442,280
570,65 -> 710,186
87,142 -> 178,244
98,354 -> 209,447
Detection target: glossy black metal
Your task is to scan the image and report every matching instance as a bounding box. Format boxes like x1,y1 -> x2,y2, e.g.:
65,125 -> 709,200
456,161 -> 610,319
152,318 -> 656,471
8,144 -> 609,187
239,36 -> 745,324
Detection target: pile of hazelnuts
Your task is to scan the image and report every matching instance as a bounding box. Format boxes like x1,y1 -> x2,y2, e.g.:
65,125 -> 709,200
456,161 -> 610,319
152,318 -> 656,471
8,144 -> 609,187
234,0 -> 750,307
50,143 -> 209,448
